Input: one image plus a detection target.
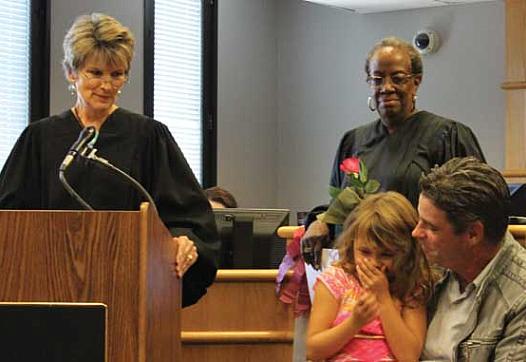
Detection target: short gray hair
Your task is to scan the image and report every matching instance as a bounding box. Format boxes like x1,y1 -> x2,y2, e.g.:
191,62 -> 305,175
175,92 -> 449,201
365,36 -> 423,76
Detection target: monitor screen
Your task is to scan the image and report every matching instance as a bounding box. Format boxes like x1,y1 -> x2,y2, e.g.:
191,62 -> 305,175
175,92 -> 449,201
508,183 -> 526,219
0,302 -> 106,361
213,208 -> 290,269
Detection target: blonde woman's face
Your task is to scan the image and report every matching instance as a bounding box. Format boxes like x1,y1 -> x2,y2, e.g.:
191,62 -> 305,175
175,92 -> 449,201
68,54 -> 127,113
353,237 -> 395,273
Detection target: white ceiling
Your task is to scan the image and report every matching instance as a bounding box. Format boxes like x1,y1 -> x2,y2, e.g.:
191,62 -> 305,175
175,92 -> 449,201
303,0 -> 499,14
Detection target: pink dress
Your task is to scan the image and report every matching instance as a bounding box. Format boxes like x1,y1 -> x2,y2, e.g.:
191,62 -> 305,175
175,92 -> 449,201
315,266 -> 396,362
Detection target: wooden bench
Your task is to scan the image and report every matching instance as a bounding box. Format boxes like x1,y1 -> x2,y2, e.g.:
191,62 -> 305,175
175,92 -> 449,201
181,269 -> 294,362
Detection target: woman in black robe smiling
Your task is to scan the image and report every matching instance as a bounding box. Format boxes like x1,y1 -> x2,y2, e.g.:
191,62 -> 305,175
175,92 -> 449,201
302,36 -> 485,268
0,13 -> 218,307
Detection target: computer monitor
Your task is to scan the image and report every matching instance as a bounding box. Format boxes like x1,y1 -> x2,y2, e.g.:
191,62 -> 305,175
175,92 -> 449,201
213,208 -> 290,269
0,302 -> 106,361
508,183 -> 526,219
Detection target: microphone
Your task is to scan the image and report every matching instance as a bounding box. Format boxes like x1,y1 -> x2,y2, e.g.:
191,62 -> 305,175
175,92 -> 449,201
58,125 -> 157,213
59,126 -> 98,172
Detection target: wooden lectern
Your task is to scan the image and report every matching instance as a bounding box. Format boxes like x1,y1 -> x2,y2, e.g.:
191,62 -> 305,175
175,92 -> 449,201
0,203 -> 181,361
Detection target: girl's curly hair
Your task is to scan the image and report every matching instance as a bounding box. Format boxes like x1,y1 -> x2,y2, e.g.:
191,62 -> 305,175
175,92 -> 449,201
335,191 -> 435,306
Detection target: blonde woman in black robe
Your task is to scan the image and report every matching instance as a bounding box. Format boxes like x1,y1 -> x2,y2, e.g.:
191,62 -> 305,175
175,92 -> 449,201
0,13 -> 218,307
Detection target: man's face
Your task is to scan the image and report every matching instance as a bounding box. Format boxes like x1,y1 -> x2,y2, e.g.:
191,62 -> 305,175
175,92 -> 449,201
412,194 -> 469,270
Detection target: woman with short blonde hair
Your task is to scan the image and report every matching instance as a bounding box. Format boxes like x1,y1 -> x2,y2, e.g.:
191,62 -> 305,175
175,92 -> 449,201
0,13 -> 219,308
62,13 -> 135,76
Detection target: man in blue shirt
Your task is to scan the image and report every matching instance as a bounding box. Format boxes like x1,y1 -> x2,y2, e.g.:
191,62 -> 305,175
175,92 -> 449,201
412,157 -> 526,361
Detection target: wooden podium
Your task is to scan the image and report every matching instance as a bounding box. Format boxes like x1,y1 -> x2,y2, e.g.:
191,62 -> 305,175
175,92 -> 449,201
0,203 -> 181,361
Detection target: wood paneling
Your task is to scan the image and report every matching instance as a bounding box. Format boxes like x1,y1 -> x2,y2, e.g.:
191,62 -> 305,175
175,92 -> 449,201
0,205 -> 181,362
509,224 -> 526,247
505,0 -> 526,82
182,344 -> 291,362
182,331 -> 293,343
142,204 -> 181,362
181,269 -> 294,361
505,89 -> 526,170
503,0 -> 526,179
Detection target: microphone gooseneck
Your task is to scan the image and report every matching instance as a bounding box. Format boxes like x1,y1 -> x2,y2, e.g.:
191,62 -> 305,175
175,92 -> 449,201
59,126 -> 99,210
86,152 -> 158,215
59,126 -> 98,172
58,126 -> 158,213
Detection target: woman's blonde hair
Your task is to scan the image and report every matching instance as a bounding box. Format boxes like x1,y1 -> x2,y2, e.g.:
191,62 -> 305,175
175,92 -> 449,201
62,13 -> 135,76
335,191 -> 433,306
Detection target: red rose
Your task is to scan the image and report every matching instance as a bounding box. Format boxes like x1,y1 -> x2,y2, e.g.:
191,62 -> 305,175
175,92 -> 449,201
340,157 -> 360,175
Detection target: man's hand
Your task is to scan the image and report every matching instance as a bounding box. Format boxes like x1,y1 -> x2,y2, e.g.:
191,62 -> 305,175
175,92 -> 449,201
301,220 -> 330,270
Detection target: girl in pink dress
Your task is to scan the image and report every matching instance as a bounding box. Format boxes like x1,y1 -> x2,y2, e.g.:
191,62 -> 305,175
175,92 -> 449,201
307,192 -> 434,362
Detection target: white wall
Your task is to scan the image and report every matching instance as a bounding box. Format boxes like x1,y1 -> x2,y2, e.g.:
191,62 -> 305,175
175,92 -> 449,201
274,0 -> 504,215
215,0 -> 507,216
217,0 -> 279,208
50,0 -> 143,115
48,0 -> 505,217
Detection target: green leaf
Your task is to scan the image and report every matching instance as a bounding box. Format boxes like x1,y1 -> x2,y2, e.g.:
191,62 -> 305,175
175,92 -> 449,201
338,187 -> 361,208
348,176 -> 363,189
319,187 -> 362,225
359,159 -> 368,183
318,210 -> 346,225
365,179 -> 381,194
318,198 -> 349,223
329,186 -> 343,199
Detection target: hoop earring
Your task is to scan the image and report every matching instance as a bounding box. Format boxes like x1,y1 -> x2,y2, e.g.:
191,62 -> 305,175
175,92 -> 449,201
68,83 -> 76,96
367,96 -> 377,112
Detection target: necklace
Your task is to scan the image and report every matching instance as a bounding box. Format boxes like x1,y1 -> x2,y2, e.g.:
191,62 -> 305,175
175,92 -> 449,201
71,105 -> 118,130
71,107 -> 84,128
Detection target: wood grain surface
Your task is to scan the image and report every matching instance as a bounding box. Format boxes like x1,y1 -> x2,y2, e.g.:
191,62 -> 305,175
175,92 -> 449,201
181,268 -> 294,361
0,204 -> 181,361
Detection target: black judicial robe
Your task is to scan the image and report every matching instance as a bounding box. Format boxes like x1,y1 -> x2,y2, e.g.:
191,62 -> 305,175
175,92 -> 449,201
0,108 -> 219,307
331,111 -> 485,206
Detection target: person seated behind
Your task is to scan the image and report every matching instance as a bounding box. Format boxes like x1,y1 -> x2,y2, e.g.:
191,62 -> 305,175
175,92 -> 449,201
307,192 -> 434,362
204,186 -> 238,209
302,36 -> 485,269
413,157 -> 526,360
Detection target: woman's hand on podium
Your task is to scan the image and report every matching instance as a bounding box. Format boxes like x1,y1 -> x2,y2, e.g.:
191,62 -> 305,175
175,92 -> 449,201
173,235 -> 198,278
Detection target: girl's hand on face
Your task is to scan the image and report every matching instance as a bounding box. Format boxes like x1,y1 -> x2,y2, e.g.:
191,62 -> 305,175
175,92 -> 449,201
356,258 -> 390,302
350,291 -> 378,328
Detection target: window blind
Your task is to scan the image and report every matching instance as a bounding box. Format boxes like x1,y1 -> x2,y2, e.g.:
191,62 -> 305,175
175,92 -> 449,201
0,0 -> 30,168
154,0 -> 203,182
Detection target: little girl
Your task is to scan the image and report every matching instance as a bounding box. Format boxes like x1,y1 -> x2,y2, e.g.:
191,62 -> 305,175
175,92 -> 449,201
307,192 -> 434,362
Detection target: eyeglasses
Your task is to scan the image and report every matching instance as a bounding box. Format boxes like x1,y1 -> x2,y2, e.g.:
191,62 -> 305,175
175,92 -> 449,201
366,73 -> 415,88
80,69 -> 128,86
